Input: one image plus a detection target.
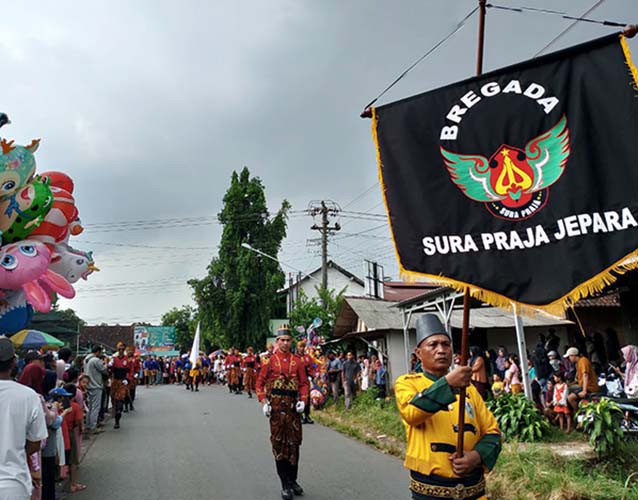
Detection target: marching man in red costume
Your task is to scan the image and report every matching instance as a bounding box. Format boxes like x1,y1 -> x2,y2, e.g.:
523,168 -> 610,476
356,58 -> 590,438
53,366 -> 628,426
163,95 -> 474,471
242,346 -> 259,398
225,347 -> 242,394
109,341 -> 129,429
257,325 -> 309,500
124,346 -> 140,412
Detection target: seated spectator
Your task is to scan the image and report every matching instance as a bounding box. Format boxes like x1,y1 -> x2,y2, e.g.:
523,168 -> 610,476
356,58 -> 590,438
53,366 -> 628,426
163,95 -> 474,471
547,351 -> 561,373
543,378 -> 558,425
566,347 -> 600,413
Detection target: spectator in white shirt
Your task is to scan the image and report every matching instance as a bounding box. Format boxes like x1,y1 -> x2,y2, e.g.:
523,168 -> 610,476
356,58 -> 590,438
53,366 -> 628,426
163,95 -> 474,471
0,336 -> 48,500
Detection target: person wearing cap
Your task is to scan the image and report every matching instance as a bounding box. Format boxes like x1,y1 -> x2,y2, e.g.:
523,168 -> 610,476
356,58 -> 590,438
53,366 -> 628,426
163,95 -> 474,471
0,335 -> 48,499
547,350 -> 561,373
394,314 -> 501,500
256,325 -> 309,500
109,341 -> 130,429
565,347 -> 600,413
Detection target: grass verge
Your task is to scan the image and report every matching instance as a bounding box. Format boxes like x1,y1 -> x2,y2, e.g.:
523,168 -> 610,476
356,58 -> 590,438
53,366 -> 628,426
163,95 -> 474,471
313,390 -> 638,500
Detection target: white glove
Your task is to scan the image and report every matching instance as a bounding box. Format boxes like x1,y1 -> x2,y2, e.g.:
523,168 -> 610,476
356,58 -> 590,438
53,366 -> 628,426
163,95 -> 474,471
123,379 -> 129,386
295,401 -> 305,414
262,403 -> 271,418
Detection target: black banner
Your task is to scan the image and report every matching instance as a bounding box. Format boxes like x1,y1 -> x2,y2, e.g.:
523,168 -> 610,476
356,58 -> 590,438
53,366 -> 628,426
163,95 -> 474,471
373,34 -> 638,310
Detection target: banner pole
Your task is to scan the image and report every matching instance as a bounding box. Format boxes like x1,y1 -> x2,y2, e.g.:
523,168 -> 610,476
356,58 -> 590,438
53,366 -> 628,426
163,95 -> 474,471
456,287 -> 471,456
457,0 -> 487,459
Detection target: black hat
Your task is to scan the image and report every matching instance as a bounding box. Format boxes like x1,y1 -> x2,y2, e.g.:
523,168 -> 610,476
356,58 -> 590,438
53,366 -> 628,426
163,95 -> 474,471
276,324 -> 292,338
415,314 -> 450,347
24,350 -> 46,362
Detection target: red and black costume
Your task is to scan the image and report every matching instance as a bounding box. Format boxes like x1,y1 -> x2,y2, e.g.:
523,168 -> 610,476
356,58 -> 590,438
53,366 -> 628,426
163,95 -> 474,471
256,351 -> 309,494
225,353 -> 242,394
110,352 -> 129,428
125,353 -> 140,411
242,353 -> 259,398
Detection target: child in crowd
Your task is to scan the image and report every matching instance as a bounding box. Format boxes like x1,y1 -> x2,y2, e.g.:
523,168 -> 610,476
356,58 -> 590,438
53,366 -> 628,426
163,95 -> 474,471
491,373 -> 504,397
60,384 -> 86,492
552,372 -> 571,432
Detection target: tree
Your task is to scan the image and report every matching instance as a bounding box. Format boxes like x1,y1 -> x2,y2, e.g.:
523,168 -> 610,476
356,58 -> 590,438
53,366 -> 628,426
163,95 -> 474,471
189,167 -> 290,349
161,305 -> 197,351
288,287 -> 346,341
56,308 -> 87,330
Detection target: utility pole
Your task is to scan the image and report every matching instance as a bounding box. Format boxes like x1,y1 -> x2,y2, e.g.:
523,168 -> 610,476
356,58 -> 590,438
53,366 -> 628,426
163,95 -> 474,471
309,200 -> 341,301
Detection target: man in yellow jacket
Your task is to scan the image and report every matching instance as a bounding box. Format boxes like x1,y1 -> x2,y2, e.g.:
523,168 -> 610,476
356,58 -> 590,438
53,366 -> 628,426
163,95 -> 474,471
395,314 -> 501,500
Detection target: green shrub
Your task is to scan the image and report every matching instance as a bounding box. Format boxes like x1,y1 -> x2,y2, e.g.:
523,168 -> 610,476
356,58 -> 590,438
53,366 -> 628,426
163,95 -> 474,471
576,399 -> 625,458
486,393 -> 549,442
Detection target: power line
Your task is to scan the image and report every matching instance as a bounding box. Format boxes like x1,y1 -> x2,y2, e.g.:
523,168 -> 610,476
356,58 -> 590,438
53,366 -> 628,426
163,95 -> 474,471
342,182 -> 379,209
533,0 -> 607,57
488,2 -> 624,29
361,4 -> 480,114
74,240 -> 215,251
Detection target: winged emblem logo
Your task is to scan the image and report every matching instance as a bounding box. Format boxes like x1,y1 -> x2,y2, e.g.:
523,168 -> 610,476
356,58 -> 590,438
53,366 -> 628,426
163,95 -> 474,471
440,115 -> 570,220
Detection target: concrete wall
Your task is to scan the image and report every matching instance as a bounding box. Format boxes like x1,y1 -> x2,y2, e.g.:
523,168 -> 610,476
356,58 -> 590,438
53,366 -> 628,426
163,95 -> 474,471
287,266 -> 365,314
487,326 -> 570,356
385,329 -> 417,387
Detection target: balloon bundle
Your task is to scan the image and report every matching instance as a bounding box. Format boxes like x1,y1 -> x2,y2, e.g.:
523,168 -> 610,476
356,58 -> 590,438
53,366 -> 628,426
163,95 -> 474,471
0,120 -> 98,335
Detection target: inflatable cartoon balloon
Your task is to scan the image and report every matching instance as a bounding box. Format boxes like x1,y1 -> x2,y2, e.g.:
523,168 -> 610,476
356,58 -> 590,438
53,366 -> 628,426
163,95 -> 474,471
0,289 -> 33,335
0,139 -> 39,199
0,240 -> 75,312
0,176 -> 53,243
30,186 -> 80,246
39,171 -> 74,194
49,243 -> 98,283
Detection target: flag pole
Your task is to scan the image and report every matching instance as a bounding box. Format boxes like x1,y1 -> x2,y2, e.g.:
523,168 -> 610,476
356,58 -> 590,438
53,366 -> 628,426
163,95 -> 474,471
457,0 -> 487,459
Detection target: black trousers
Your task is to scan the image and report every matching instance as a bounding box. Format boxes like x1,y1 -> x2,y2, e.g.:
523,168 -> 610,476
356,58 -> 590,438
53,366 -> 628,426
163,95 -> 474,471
114,399 -> 124,423
275,454 -> 299,489
42,455 -> 56,500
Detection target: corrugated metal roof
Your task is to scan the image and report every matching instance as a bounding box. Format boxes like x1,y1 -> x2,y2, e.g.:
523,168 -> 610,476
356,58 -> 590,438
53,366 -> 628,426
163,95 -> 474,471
334,297 -> 572,338
449,308 -> 573,329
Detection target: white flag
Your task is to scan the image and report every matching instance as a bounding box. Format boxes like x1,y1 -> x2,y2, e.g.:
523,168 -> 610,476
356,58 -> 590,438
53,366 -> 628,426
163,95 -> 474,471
189,323 -> 200,366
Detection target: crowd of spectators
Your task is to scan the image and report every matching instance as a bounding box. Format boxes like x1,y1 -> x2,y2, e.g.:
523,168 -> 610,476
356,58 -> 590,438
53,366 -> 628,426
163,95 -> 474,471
0,337 -> 140,500
442,331 -> 638,433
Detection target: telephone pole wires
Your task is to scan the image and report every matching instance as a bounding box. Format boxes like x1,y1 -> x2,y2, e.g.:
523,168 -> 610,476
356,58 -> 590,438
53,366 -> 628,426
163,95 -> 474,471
308,200 -> 341,295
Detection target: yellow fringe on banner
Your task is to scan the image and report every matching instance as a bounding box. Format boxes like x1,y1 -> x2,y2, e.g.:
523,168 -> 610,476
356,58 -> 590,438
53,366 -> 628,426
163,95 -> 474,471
372,107 -> 405,276
395,250 -> 638,318
371,98 -> 638,318
620,34 -> 638,90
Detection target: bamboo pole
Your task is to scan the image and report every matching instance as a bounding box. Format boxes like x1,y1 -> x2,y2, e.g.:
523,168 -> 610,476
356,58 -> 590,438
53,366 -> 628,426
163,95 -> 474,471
457,0 -> 487,458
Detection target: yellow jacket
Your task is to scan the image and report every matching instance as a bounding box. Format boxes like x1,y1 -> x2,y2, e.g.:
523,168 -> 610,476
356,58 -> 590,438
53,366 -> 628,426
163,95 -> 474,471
395,371 -> 501,478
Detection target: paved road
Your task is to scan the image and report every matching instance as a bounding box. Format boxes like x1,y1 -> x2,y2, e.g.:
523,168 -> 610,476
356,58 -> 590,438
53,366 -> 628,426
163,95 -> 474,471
76,384 -> 407,500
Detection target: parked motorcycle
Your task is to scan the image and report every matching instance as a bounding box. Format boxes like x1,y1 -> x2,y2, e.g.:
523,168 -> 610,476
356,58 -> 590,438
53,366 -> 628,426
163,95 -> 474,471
590,364 -> 638,437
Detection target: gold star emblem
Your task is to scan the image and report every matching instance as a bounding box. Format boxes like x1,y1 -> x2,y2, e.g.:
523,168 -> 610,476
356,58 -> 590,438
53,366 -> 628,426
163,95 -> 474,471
500,148 -> 510,157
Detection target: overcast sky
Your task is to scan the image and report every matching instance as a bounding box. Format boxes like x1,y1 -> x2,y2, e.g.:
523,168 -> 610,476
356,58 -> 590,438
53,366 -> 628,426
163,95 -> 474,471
1,1 -> 635,324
